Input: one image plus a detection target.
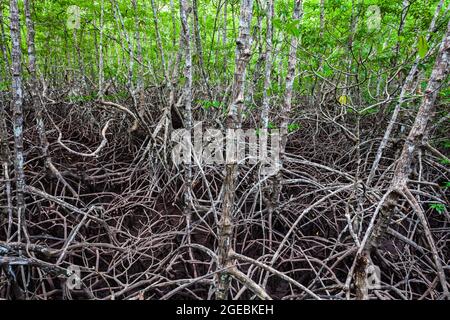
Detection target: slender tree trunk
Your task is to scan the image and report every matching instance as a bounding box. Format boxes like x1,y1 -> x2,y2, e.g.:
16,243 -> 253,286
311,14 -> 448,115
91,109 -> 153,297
251,5 -> 264,100
260,0 -> 274,129
151,0 -> 168,83
206,2 -> 224,77
0,0 -> 10,78
73,27 -> 86,91
0,93 -> 13,240
312,0 -> 324,103
222,0 -> 228,73
282,0 -> 302,149
112,0 -> 134,96
179,0 -> 195,277
260,0 -> 275,255
273,0 -> 303,202
370,21 -> 450,248
343,0 -> 358,106
366,0 -> 445,186
98,0 -> 104,98
24,0 -> 45,158
9,0 -> 25,243
192,0 -> 212,98
111,0 -> 142,132
394,0 -> 409,62
319,0 -> 325,39
24,0 -> 77,198
132,0 -> 146,131
132,0 -> 144,102
216,0 -> 254,300
170,0 -> 177,48
150,0 -> 174,162
364,20 -> 450,300
260,0 -> 303,291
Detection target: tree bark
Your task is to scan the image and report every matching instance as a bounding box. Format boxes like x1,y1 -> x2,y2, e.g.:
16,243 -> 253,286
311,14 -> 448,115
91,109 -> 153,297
9,0 -> 25,242
192,0 -> 212,98
365,19 -> 450,300
222,0 -> 228,72
216,0 -> 254,300
366,0 -> 445,186
132,0 -> 144,108
260,0 -> 274,129
272,0 -> 303,204
98,0 -> 104,98
24,0 -> 44,156
0,0 -> 10,78
179,0 -> 195,277
0,91 -> 13,240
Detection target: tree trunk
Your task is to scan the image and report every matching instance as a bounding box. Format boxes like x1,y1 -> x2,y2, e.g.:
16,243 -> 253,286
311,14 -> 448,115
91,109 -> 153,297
216,0 -> 254,300
0,91 -> 13,240
98,0 -> 104,98
0,0 -> 10,78
192,0 -> 212,98
132,0 -> 144,108
222,0 -> 228,73
272,0 -> 303,203
179,0 -> 195,277
24,0 -> 44,156
365,19 -> 450,300
260,0 -> 274,129
9,0 -> 25,242
319,0 -> 325,39
366,0 -> 445,186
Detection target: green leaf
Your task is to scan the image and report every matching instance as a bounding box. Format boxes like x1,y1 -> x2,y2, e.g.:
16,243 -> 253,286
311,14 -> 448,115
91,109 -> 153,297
286,20 -> 301,37
268,122 -> 277,130
440,87 -> 450,101
322,65 -> 333,77
0,81 -> 9,91
273,18 -> 283,30
420,81 -> 427,91
199,100 -> 221,110
288,123 -> 300,133
442,140 -> 450,149
338,95 -> 349,106
430,203 -> 445,214
418,35 -> 428,59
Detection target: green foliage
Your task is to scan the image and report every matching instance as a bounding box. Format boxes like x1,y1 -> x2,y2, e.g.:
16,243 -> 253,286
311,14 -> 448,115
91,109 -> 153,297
199,100 -> 222,110
430,203 -> 445,214
440,87 -> 450,103
418,35 -> 428,59
285,19 -> 301,37
0,81 -> 10,91
442,140 -> 450,149
288,123 -> 301,133
0,0 -> 446,122
321,65 -> 333,77
338,95 -> 349,106
104,91 -> 129,101
68,93 -> 97,103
